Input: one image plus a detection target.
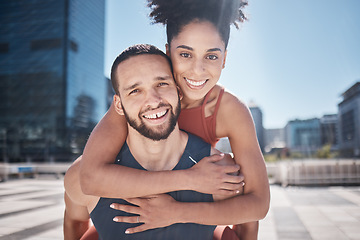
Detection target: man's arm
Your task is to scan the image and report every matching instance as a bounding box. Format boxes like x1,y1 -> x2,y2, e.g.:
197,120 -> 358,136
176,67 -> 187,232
80,101 -> 243,198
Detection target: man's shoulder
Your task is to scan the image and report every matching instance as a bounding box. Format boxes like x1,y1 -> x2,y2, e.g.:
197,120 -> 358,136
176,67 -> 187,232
186,131 -> 208,144
183,131 -> 211,160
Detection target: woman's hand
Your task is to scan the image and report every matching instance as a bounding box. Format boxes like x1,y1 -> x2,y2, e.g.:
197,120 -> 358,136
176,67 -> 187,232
187,153 -> 244,196
111,194 -> 178,234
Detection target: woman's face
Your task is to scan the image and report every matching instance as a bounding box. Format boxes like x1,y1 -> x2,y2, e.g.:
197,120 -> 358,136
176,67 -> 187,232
167,21 -> 227,102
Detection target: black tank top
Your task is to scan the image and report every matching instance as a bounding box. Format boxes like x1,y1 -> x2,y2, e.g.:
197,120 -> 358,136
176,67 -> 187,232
90,133 -> 216,240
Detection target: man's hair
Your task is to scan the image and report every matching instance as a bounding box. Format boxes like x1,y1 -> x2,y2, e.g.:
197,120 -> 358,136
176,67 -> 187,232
111,44 -> 173,95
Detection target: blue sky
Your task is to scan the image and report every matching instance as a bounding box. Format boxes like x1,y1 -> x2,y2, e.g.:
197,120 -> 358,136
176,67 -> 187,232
104,0 -> 360,129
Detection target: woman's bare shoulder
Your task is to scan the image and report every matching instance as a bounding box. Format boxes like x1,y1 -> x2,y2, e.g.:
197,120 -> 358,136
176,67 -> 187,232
216,88 -> 254,138
220,88 -> 249,114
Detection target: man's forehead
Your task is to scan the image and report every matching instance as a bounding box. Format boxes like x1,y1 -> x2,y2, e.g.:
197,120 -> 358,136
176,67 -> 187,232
121,54 -> 169,67
117,54 -> 173,88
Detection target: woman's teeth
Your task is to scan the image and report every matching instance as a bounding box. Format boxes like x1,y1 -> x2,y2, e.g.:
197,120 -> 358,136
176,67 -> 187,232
185,78 -> 206,86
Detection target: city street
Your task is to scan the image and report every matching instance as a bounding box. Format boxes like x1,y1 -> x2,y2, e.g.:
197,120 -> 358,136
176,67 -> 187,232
0,177 -> 359,240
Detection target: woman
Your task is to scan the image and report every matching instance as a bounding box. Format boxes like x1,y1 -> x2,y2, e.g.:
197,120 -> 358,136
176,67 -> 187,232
79,0 -> 269,239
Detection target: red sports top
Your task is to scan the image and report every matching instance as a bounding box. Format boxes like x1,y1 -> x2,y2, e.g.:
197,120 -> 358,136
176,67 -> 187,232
178,87 -> 225,147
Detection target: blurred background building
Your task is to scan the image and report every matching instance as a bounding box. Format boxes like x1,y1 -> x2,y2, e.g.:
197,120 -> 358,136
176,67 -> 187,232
263,82 -> 359,158
249,101 -> 265,152
0,0 -> 106,162
320,114 -> 338,149
225,82 -> 359,159
264,128 -> 285,154
218,82 -> 359,159
284,118 -> 322,157
338,82 -> 360,157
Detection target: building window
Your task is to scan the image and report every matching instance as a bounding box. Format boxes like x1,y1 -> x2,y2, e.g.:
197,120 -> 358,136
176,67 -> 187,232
342,110 -> 354,142
0,43 -> 9,53
70,40 -> 78,52
30,38 -> 62,51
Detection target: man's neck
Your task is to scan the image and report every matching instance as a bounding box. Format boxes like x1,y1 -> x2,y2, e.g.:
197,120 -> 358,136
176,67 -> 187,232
126,126 -> 188,171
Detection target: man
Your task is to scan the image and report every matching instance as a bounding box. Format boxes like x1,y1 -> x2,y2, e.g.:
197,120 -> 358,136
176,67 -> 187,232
63,44 -> 240,240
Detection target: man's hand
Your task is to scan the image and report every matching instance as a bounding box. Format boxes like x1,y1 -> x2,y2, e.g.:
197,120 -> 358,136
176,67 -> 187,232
186,153 -> 244,196
111,194 -> 178,234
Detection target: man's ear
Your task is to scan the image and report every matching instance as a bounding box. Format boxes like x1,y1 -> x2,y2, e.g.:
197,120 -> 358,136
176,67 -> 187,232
222,50 -> 227,69
165,43 -> 170,56
177,86 -> 183,101
113,95 -> 124,116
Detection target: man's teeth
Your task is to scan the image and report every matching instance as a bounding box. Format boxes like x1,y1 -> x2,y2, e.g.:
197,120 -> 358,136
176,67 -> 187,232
185,78 -> 206,86
144,110 -> 167,119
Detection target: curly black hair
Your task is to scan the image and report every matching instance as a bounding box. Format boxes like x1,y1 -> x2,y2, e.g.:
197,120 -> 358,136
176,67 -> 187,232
148,0 -> 248,48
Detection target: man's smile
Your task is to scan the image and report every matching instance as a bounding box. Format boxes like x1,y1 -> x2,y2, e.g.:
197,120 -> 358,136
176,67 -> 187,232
143,109 -> 168,120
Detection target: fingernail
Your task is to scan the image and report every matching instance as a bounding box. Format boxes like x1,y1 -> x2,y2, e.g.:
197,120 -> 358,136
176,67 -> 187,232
113,217 -> 118,221
125,230 -> 130,234
219,153 -> 224,156
236,190 -> 240,194
110,204 -> 115,208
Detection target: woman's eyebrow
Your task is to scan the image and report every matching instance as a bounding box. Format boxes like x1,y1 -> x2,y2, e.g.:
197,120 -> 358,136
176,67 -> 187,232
207,48 -> 222,52
176,45 -> 193,51
176,45 -> 222,53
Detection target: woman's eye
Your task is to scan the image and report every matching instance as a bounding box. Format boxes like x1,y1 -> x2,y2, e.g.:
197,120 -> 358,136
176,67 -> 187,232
207,55 -> 218,60
180,53 -> 191,58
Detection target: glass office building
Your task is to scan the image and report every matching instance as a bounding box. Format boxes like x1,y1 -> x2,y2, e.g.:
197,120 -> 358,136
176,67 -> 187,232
0,0 -> 106,162
338,82 -> 360,157
285,118 -> 321,156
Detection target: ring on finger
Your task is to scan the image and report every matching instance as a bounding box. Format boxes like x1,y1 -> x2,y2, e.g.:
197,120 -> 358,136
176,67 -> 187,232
137,216 -> 140,223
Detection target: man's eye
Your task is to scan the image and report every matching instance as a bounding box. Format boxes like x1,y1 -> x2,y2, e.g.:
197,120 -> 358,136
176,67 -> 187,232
129,89 -> 139,95
180,53 -> 191,58
207,55 -> 218,60
158,82 -> 169,87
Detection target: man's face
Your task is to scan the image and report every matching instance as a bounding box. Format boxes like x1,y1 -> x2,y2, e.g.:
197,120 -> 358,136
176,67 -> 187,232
116,54 -> 180,141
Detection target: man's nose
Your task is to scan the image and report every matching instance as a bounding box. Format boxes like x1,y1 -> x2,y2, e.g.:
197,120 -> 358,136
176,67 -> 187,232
144,89 -> 162,107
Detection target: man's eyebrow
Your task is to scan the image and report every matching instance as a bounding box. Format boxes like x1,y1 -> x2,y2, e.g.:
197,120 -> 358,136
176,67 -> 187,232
156,75 -> 173,81
123,75 -> 173,91
123,83 -> 139,91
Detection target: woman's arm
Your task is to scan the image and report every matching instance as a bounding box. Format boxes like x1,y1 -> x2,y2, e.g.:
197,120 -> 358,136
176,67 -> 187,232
80,100 -> 243,198
63,194 -> 91,240
64,162 -> 92,240
111,115 -> 270,230
214,91 -> 270,221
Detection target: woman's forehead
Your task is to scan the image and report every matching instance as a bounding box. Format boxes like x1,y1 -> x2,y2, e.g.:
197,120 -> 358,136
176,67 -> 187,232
170,21 -> 225,50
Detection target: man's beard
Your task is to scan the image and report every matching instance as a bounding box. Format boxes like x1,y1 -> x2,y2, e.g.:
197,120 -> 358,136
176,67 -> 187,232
122,99 -> 181,141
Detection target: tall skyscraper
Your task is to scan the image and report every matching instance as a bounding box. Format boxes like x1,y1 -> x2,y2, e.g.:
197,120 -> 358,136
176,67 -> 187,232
0,0 -> 106,162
